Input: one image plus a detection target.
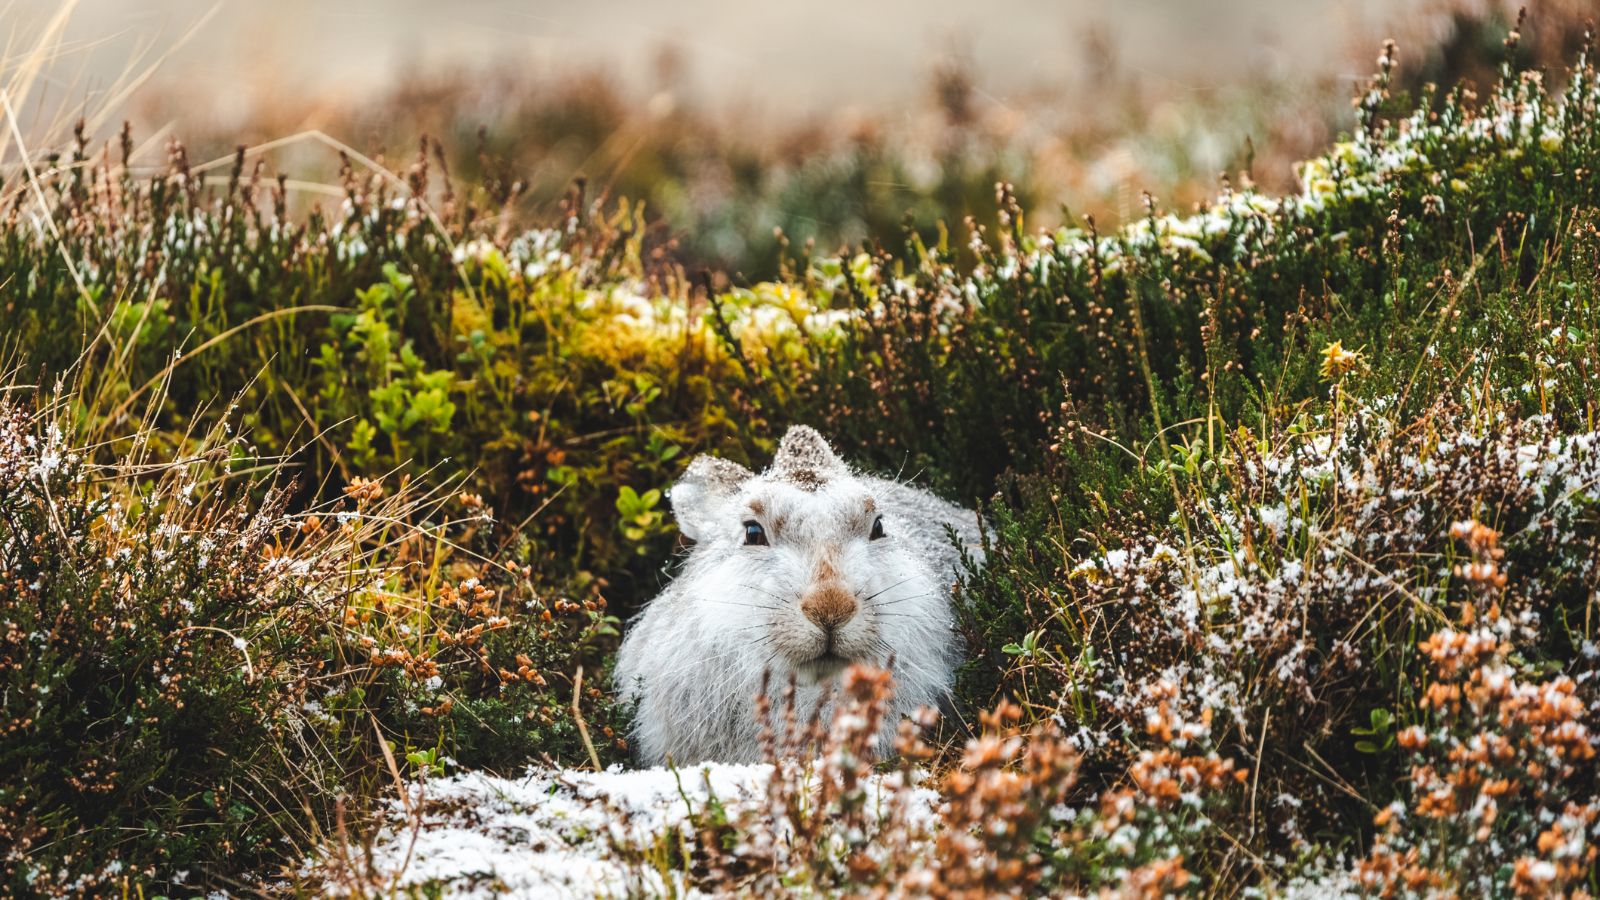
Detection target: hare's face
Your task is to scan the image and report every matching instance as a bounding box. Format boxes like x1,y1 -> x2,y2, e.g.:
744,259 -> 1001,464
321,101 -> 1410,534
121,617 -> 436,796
669,428 -> 944,685
720,477 -> 933,684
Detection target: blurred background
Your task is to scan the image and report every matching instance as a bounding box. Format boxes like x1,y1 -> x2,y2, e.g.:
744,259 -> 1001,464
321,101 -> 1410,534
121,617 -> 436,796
12,0 -> 1592,278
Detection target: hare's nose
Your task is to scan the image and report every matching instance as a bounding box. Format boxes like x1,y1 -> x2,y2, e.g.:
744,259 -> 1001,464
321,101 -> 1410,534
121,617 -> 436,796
801,582 -> 858,630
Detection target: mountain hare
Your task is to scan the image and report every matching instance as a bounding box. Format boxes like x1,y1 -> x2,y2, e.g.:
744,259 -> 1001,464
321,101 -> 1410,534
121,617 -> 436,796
614,426 -> 983,766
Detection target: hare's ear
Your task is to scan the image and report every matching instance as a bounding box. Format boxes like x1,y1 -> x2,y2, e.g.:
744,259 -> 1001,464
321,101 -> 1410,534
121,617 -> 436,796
670,455 -> 753,541
772,426 -> 845,485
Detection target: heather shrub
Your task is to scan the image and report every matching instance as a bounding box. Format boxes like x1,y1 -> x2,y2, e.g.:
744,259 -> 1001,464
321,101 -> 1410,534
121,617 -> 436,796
583,670 -> 1244,897
0,392 -> 625,892
1351,521 -> 1600,896
749,31 -> 1600,500
0,399 -> 329,890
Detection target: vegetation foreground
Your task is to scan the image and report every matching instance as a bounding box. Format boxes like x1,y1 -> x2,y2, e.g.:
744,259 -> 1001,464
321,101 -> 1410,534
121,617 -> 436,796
3,25 -> 1600,897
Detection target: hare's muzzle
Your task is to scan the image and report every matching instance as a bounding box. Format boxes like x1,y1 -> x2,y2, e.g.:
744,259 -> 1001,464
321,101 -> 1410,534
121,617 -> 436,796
801,581 -> 858,631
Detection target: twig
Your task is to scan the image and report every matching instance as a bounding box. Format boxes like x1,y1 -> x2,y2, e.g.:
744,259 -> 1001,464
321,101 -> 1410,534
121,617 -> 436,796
572,665 -> 604,772
370,714 -> 413,817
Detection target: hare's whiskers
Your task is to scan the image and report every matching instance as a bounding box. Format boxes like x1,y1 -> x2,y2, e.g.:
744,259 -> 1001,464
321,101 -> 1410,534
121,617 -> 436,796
860,577 -> 918,604
736,583 -> 794,603
700,599 -> 783,611
870,592 -> 935,609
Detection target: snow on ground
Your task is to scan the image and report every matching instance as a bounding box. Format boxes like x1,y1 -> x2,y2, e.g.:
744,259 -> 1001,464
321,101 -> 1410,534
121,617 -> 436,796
313,762 -> 936,898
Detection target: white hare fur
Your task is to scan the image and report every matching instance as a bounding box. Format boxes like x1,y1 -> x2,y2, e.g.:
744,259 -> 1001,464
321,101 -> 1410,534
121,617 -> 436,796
614,426 -> 983,766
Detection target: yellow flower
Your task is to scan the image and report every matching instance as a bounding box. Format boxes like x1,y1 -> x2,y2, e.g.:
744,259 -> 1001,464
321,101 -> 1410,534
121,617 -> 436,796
1320,341 -> 1366,381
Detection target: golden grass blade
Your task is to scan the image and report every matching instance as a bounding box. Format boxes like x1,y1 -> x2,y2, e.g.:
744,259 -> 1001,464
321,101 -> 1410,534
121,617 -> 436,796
0,0 -> 79,168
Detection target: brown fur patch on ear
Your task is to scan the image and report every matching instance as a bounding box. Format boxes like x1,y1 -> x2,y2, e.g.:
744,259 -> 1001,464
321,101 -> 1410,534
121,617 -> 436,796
786,467 -> 826,491
772,426 -> 844,488
688,455 -> 754,491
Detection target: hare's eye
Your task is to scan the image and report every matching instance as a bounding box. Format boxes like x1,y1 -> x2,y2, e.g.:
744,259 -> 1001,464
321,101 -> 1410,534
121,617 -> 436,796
869,515 -> 886,540
743,520 -> 768,546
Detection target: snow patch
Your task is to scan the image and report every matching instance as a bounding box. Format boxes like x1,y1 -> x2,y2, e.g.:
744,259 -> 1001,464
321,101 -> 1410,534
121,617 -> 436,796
310,762 -> 937,898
